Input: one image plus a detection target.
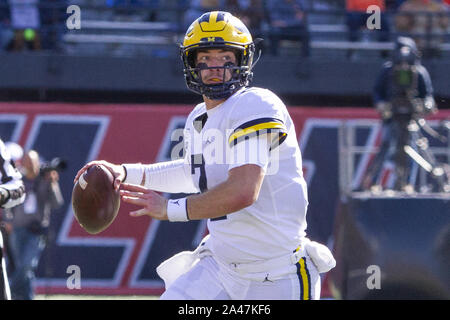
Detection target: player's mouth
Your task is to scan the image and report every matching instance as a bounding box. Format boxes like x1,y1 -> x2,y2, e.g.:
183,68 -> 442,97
205,77 -> 223,84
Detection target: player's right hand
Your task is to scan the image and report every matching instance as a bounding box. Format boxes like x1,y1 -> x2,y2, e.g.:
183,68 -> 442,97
73,160 -> 126,190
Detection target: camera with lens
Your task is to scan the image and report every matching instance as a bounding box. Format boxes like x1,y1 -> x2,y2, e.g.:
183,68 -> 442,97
40,157 -> 67,175
390,65 -> 420,117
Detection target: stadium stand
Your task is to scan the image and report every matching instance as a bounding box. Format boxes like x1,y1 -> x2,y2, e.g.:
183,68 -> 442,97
0,0 -> 449,101
0,0 -> 445,60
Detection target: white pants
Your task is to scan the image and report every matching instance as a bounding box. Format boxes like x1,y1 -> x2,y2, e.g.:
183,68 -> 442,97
160,255 -> 321,300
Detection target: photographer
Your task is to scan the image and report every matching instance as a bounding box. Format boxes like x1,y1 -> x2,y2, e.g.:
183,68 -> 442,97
360,36 -> 436,192
4,149 -> 64,300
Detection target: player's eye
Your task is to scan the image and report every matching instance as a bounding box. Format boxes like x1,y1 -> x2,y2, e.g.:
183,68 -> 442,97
197,55 -> 210,63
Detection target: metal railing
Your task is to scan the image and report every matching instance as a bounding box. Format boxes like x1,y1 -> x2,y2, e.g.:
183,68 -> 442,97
338,119 -> 450,196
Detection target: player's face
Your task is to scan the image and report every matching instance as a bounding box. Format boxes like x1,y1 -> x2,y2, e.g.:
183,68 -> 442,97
195,49 -> 237,84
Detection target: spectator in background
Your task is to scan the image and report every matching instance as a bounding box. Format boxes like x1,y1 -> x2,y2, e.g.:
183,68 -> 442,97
38,0 -> 66,51
106,0 -> 157,20
4,149 -> 64,300
8,0 -> 41,51
225,0 -> 264,39
183,0 -> 224,31
395,0 -> 449,57
386,0 -> 408,10
346,0 -> 391,43
0,0 -> 11,49
265,0 -> 310,57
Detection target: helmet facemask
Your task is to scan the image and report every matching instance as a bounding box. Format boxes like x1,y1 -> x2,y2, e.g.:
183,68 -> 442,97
181,44 -> 255,100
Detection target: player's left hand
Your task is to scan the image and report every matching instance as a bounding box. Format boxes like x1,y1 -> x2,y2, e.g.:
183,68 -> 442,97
119,183 -> 168,220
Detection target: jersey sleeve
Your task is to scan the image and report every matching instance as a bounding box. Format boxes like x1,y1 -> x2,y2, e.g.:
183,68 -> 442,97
227,88 -> 288,151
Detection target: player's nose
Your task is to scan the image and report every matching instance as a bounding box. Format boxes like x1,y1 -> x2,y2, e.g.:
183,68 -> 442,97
207,57 -> 227,69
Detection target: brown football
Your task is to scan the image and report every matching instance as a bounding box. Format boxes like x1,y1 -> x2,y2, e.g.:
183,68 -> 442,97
72,164 -> 120,234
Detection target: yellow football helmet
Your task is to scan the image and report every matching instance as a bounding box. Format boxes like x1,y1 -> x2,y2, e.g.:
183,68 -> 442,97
180,11 -> 256,100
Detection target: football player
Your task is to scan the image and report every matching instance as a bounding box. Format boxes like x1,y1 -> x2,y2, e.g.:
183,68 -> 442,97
0,139 -> 26,300
75,11 -> 335,300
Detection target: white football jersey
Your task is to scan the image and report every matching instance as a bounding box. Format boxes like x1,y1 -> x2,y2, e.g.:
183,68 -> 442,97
0,139 -> 25,209
184,87 -> 308,264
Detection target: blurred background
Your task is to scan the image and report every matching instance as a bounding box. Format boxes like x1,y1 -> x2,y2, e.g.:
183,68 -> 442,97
0,0 -> 449,300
